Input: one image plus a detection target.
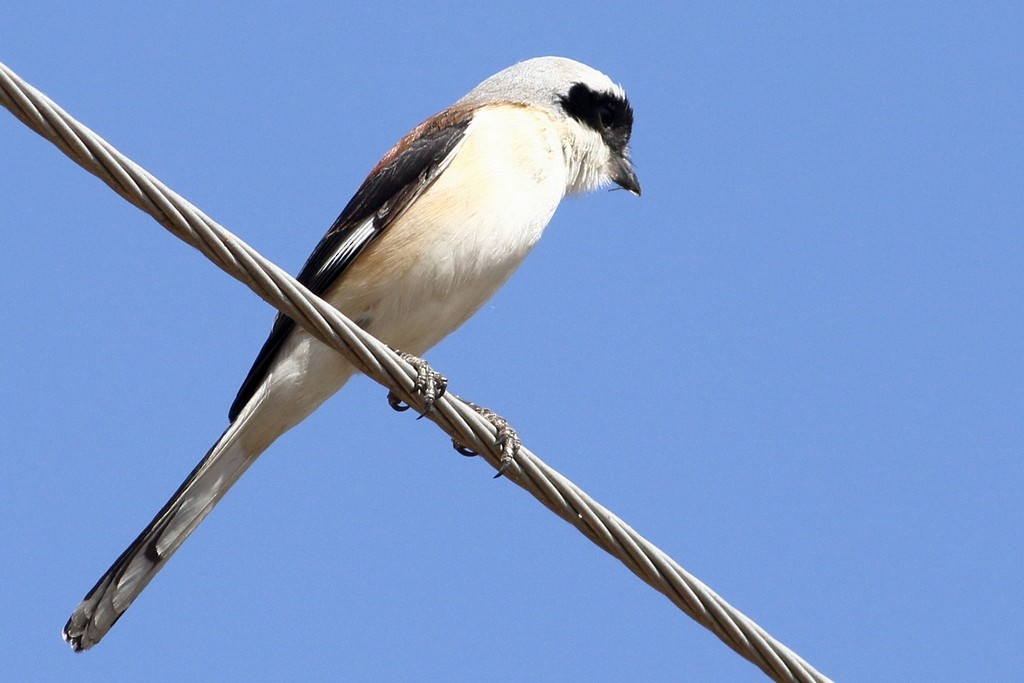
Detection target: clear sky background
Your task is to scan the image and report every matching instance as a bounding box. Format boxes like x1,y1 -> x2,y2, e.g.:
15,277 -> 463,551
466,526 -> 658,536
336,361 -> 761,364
2,3 -> 1021,681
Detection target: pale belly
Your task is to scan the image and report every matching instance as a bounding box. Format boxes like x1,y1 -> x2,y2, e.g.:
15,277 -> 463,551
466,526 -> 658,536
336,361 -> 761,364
244,103 -> 567,441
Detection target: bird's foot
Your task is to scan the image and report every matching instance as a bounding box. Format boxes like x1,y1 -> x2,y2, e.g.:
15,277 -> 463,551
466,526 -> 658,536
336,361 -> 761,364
452,401 -> 520,478
387,351 -> 448,417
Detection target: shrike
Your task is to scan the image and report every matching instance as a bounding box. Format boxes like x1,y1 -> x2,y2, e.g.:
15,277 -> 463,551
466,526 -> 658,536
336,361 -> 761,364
63,56 -> 639,650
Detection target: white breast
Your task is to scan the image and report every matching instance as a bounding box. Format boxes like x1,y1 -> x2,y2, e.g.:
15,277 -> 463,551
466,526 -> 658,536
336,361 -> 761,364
326,103 -> 568,354
243,104 -> 569,438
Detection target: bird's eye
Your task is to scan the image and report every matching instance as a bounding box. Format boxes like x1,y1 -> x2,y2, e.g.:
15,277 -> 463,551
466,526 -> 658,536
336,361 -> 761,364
596,105 -> 614,128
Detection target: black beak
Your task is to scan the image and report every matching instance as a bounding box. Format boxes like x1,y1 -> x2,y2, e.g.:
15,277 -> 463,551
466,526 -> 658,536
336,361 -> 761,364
610,154 -> 641,196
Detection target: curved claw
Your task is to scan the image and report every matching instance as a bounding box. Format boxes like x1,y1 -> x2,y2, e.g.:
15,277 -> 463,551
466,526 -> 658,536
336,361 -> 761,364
388,351 -> 448,416
493,458 -> 514,479
452,440 -> 479,457
387,391 -> 412,412
451,400 -> 521,476
494,429 -> 520,476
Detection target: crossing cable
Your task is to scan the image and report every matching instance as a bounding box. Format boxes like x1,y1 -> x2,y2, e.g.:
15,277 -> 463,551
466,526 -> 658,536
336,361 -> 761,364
0,60 -> 833,683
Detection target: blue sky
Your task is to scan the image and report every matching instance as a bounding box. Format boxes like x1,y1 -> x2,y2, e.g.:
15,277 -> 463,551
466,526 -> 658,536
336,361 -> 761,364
2,3 -> 1022,681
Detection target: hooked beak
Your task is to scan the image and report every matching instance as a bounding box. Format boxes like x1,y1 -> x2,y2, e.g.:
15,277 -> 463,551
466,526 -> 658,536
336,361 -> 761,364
610,154 -> 641,196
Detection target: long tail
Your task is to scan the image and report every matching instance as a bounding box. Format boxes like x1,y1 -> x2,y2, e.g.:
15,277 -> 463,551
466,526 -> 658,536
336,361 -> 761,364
63,344 -> 354,651
62,406 -> 263,651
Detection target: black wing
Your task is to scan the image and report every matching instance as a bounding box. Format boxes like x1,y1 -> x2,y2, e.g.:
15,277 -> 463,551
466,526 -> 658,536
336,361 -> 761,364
227,112 -> 473,422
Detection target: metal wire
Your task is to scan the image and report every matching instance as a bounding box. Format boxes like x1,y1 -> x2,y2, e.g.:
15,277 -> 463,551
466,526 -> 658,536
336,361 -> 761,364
0,59 -> 833,683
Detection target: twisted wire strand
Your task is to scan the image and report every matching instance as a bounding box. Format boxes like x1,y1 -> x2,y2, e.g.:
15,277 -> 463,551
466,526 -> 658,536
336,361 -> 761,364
0,60 -> 832,683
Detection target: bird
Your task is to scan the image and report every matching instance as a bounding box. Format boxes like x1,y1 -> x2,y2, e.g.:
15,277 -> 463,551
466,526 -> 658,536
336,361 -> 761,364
62,55 -> 640,651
